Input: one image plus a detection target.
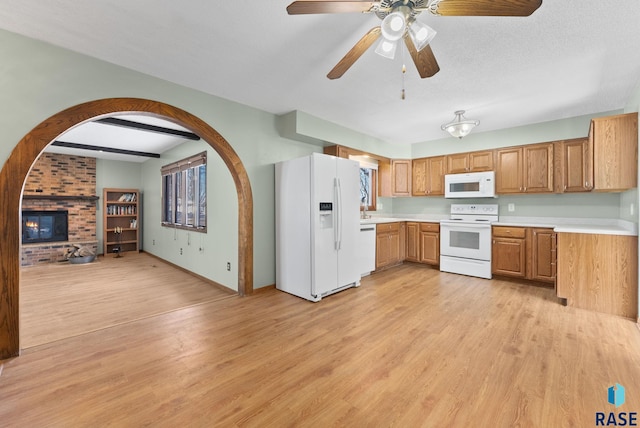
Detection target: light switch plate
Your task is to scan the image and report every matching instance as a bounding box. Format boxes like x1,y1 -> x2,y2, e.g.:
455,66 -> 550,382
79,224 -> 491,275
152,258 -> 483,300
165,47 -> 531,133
508,203 -> 515,212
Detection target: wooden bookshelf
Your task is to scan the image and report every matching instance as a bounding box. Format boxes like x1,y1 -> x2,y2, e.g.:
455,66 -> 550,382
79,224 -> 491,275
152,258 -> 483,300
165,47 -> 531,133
103,188 -> 140,256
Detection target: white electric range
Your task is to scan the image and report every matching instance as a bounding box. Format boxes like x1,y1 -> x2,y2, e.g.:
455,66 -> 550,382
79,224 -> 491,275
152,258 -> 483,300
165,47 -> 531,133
440,204 -> 499,279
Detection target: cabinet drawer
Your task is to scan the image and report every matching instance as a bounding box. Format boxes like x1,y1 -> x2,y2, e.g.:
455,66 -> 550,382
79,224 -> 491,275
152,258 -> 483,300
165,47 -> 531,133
377,222 -> 400,233
420,222 -> 440,232
492,226 -> 526,239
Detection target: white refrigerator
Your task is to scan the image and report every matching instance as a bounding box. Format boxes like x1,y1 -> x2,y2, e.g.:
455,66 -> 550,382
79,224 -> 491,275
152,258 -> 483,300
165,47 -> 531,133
275,153 -> 361,302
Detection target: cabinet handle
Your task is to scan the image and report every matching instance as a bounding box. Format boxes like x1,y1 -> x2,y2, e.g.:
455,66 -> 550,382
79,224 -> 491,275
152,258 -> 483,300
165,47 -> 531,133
524,186 -> 527,192
564,185 -> 567,191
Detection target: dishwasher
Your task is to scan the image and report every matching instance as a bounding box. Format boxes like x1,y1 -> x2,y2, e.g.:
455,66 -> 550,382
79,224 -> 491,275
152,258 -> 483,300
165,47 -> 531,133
358,223 -> 376,276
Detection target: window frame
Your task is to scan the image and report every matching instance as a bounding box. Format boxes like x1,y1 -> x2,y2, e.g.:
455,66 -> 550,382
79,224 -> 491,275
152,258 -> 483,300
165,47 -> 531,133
161,151 -> 207,232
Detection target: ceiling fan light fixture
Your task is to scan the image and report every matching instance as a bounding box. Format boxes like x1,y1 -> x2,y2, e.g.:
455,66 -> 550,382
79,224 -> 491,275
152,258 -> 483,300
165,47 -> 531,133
441,110 -> 480,139
380,11 -> 407,41
375,38 -> 398,59
408,20 -> 437,51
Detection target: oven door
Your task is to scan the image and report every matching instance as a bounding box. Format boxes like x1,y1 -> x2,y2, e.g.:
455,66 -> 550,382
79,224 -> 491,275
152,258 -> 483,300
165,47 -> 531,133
440,222 -> 492,261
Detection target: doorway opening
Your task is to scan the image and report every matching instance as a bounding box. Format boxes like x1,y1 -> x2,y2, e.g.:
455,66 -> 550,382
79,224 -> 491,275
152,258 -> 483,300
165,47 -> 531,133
0,98 -> 254,359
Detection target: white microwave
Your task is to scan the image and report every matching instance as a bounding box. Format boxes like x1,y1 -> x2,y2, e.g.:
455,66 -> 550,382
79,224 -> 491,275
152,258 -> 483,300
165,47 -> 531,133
444,171 -> 496,198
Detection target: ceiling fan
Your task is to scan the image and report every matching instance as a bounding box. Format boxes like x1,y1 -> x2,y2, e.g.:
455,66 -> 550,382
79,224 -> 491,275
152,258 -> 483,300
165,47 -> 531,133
286,0 -> 543,79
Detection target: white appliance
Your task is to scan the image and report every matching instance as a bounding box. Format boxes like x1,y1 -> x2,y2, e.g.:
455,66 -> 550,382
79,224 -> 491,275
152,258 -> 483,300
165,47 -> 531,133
358,223 -> 376,276
275,153 -> 361,302
440,204 -> 498,279
444,171 -> 496,199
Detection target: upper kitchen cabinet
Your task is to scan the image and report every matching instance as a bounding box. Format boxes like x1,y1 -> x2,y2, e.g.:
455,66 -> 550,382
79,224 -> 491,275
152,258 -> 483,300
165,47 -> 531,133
590,113 -> 638,191
554,138 -> 593,193
412,156 -> 445,196
379,159 -> 412,197
495,143 -> 553,194
446,150 -> 494,174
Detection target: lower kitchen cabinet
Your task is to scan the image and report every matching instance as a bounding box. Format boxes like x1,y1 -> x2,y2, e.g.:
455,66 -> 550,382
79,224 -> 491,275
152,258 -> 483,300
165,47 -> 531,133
419,223 -> 440,265
492,226 -> 556,284
405,222 -> 439,266
406,222 -> 420,262
492,227 -> 526,278
376,222 -> 402,270
527,228 -> 556,283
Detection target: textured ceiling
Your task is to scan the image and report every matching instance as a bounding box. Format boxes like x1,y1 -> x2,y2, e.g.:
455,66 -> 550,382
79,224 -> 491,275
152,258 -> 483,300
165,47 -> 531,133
1,0 -> 640,147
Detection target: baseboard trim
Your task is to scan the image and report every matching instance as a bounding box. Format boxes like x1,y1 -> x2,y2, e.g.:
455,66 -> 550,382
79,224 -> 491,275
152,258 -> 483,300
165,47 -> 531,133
141,251 -> 237,296
253,284 -> 276,294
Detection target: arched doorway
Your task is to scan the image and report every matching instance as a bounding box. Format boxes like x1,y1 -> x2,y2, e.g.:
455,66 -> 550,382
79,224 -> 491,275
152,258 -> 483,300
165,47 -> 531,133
0,98 -> 254,360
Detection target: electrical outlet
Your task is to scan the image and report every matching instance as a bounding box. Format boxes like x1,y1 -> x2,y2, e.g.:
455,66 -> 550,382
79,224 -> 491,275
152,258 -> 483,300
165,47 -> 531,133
631,203 -> 635,216
508,203 -> 515,212
227,262 -> 231,271
152,239 -> 155,245
180,248 -> 183,255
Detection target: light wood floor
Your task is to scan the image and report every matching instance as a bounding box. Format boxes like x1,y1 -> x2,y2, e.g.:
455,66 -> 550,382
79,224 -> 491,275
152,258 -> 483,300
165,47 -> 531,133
19,252 -> 235,348
3,263 -> 640,426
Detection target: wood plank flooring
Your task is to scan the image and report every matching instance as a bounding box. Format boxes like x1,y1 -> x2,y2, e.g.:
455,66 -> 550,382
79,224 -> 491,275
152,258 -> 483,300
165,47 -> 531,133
3,263 -> 640,427
19,252 -> 235,348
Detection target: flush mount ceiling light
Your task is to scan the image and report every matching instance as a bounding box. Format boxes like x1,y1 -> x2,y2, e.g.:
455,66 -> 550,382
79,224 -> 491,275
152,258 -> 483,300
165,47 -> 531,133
441,110 -> 480,139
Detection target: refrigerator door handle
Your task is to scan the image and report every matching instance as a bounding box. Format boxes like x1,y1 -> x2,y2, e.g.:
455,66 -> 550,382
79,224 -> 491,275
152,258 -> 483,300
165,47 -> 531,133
334,178 -> 339,250
337,177 -> 342,250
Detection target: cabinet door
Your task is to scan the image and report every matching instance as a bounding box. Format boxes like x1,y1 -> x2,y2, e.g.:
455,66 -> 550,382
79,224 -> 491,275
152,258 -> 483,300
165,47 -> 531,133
529,228 -> 556,283
376,232 -> 390,269
492,237 -> 526,277
468,150 -> 494,172
523,143 -> 554,193
406,223 -> 419,262
411,159 -> 427,196
392,160 -> 412,196
495,148 -> 523,193
427,156 -> 446,195
419,232 -> 439,265
389,230 -> 401,265
446,153 -> 469,174
592,113 -> 638,191
561,138 -> 592,192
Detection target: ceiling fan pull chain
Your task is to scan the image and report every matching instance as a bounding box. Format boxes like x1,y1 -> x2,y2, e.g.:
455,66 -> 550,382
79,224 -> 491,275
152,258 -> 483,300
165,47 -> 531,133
401,46 -> 407,100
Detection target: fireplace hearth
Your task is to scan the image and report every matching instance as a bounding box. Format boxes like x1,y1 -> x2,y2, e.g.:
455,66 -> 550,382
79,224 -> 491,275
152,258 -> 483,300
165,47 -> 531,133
22,210 -> 69,244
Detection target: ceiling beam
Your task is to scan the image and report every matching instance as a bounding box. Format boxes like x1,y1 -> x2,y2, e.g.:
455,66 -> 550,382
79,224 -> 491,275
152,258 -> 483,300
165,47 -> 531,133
96,117 -> 201,140
51,140 -> 161,158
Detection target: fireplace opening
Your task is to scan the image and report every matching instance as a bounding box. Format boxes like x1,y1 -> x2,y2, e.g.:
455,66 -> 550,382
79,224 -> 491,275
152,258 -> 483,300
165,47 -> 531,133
22,210 -> 69,244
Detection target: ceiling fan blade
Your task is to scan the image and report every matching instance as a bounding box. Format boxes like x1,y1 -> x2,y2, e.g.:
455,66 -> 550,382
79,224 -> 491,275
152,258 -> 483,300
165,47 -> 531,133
432,0 -> 542,16
404,36 -> 439,78
327,27 -> 381,79
287,1 -> 379,15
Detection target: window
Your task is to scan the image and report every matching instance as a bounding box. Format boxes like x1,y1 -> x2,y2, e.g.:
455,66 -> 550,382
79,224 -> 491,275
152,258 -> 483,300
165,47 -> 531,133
161,152 -> 207,231
350,155 -> 378,211
360,167 -> 376,211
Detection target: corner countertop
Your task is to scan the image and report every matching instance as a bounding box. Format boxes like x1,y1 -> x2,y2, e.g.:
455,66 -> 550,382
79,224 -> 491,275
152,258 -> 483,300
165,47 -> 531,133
361,215 -> 638,236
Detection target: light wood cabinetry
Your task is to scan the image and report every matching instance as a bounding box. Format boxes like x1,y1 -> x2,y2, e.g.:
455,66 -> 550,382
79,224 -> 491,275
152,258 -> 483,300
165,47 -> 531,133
379,160 -> 412,197
590,113 -> 638,191
406,222 -> 420,262
446,150 -> 494,174
405,222 -> 440,266
419,223 -> 440,265
103,188 -> 140,256
554,138 -> 593,193
492,226 -> 556,284
556,233 -> 638,319
412,156 -> 445,196
492,226 -> 527,278
496,143 -> 553,194
527,228 -> 556,283
376,222 -> 403,270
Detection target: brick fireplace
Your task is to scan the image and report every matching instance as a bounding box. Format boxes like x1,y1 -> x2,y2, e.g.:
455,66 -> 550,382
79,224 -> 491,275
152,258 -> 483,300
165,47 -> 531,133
21,153 -> 98,266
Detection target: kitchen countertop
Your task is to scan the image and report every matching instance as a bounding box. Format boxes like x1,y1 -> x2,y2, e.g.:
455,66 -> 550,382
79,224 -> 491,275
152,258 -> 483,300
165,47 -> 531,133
361,215 -> 638,236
